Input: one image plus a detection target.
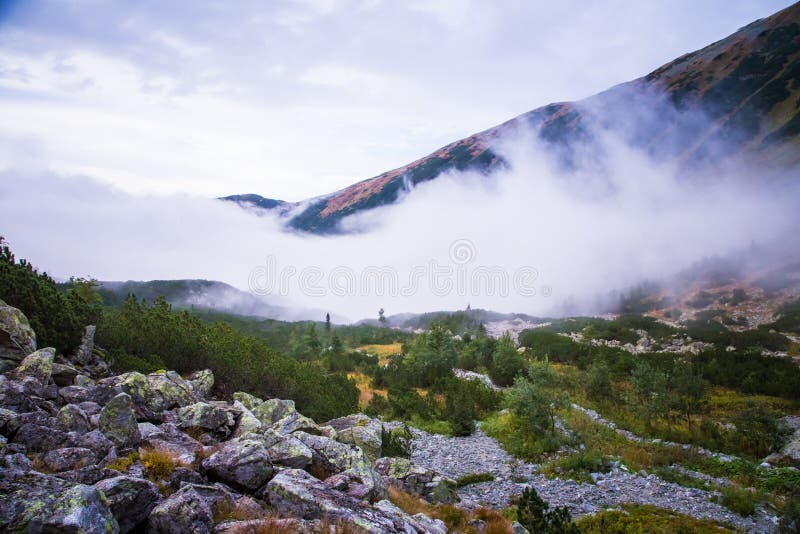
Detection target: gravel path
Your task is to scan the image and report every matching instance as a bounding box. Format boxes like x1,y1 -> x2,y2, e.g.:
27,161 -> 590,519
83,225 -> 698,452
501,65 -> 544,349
411,428 -> 778,533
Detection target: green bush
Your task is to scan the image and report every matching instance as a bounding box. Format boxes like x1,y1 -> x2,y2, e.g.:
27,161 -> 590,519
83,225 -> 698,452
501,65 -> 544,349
381,424 -> 413,458
0,238 -> 101,353
455,472 -> 495,488
719,486 -> 760,516
517,486 -> 578,534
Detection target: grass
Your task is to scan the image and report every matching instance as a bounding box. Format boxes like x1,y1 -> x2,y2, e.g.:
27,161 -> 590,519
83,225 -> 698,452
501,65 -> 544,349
358,343 -> 402,364
539,451 -> 614,483
455,472 -> 495,488
481,412 -> 568,462
409,415 -> 452,436
347,371 -> 387,407
387,487 -> 513,533
139,447 -> 188,481
652,466 -> 715,491
718,486 -> 760,516
575,504 -> 736,533
106,451 -> 139,472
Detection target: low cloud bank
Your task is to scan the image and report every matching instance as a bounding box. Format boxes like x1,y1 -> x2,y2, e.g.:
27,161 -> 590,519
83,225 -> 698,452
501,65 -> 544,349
1,115 -> 797,322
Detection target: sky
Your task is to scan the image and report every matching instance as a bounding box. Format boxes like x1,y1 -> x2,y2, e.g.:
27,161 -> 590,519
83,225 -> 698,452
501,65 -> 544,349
0,0 -> 792,201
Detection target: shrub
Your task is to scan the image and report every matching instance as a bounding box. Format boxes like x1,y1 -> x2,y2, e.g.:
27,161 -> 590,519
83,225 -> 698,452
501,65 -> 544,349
140,448 -> 186,481
719,486 -> 760,516
517,486 -> 578,534
455,472 -> 495,488
576,504 -> 736,533
381,425 -> 413,459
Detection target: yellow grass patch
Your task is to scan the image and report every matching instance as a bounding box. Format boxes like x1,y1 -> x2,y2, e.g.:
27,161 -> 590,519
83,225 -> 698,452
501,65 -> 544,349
357,343 -> 402,364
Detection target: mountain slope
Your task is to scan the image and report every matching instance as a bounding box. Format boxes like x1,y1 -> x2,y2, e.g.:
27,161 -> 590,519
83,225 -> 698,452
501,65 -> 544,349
228,2 -> 800,233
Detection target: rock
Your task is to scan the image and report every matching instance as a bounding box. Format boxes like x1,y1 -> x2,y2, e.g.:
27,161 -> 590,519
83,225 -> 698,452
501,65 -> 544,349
99,393 -> 141,448
231,401 -> 263,438
42,447 -> 97,472
373,456 -> 457,504
188,369 -> 214,398
271,412 -> 321,436
265,469 -> 424,533
94,475 -> 160,533
60,385 -> 91,404
512,521 -> 531,533
58,403 -> 93,433
201,439 -> 273,491
295,431 -> 386,502
12,423 -> 70,452
138,421 -> 161,440
73,325 -> 96,366
14,347 -> 55,386
147,486 -> 215,533
51,362 -> 80,387
1,452 -> 33,472
56,465 -> 120,485
373,500 -> 447,534
74,429 -> 114,458
254,398 -> 296,424
0,470 -> 119,533
98,370 -> 199,420
327,414 -> 383,462
214,518 -> 312,533
177,401 -> 235,433
168,466 -> 208,491
231,391 -> 263,412
0,298 -> 36,361
267,435 -> 313,469
147,483 -> 234,534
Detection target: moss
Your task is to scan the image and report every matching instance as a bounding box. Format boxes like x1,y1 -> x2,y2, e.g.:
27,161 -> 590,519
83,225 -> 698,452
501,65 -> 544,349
576,504 -> 736,533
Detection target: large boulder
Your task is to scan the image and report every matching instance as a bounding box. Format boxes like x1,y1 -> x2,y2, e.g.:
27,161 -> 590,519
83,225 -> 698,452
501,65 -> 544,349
231,400 -> 264,437
72,325 -> 96,366
51,362 -> 80,387
0,470 -> 119,533
267,435 -> 314,469
373,457 -> 457,504
0,299 -> 36,361
96,370 -> 199,420
327,413 -> 383,462
42,447 -> 97,472
13,347 -> 55,386
12,423 -> 70,453
201,439 -> 273,491
294,431 -> 386,502
176,401 -> 235,433
188,369 -> 214,398
265,469 -> 428,533
94,475 -> 160,534
99,393 -> 141,448
147,483 -> 234,534
57,403 -> 93,433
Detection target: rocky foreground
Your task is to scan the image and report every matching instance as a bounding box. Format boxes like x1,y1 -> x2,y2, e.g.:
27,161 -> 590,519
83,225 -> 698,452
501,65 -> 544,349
0,299 -> 461,533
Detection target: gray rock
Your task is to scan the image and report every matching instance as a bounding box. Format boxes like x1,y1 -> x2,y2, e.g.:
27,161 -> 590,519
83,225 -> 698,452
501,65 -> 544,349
42,447 -> 96,472
231,401 -> 263,438
327,413 -> 383,462
73,325 -> 96,366
14,347 -> 55,386
12,422 -> 70,452
265,469 -> 424,532
373,456 -> 457,504
147,483 -> 234,534
201,439 -> 273,491
0,470 -> 119,533
177,401 -> 234,433
267,435 -> 313,469
58,403 -> 93,433
188,369 -> 214,398
94,475 -> 160,533
99,393 -> 141,448
51,362 -> 80,387
0,298 -> 36,361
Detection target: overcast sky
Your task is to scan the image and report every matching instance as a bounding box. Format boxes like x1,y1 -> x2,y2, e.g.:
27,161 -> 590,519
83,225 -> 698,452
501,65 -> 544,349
0,0 -> 792,202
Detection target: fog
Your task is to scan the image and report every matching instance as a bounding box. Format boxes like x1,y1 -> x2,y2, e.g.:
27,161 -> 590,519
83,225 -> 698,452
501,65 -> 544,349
2,101 -> 797,324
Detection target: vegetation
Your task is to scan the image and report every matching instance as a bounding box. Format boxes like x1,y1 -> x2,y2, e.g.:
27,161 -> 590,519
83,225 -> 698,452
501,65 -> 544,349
0,237 -> 101,353
576,504 -> 736,533
455,472 -> 495,488
516,486 -> 578,534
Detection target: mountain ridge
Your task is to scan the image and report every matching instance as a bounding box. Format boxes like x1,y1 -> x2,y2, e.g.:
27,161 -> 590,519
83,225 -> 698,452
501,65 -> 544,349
226,2 -> 800,233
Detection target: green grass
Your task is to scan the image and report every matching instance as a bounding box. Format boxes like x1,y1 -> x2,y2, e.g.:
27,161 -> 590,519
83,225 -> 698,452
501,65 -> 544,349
576,504 -> 736,533
539,451 -> 614,483
481,412 -> 568,462
409,416 -> 452,436
718,486 -> 760,516
455,472 -> 495,488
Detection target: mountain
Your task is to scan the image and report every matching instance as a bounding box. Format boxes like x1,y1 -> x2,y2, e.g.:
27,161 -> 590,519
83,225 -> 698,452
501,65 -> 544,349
226,3 -> 800,233
95,279 -> 288,318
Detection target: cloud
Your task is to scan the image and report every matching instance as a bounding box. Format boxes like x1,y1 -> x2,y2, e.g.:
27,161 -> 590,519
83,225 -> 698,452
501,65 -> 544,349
1,92 -> 797,322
